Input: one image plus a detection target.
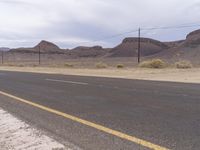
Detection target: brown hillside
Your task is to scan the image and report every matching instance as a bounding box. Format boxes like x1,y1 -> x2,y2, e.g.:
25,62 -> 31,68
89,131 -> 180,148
183,29 -> 200,47
151,29 -> 200,64
10,40 -> 65,54
68,46 -> 109,57
108,37 -> 169,57
164,40 -> 184,48
34,40 -> 61,52
6,28 -> 200,64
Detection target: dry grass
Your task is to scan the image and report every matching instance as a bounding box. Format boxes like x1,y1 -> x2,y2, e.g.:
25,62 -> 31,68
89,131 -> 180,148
18,64 -> 25,67
139,59 -> 167,69
64,63 -> 74,68
175,60 -> 193,69
95,62 -> 108,69
116,64 -> 125,69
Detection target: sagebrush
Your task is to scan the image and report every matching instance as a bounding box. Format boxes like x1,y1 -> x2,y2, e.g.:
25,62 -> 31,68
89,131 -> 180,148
116,64 -> 124,68
139,59 -> 167,68
175,60 -> 192,69
64,63 -> 74,68
95,62 -> 107,68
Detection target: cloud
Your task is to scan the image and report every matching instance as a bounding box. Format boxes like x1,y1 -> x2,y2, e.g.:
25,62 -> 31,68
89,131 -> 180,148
0,0 -> 28,4
0,0 -> 200,48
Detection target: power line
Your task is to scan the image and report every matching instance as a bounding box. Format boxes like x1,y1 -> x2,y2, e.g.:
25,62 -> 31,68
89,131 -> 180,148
142,23 -> 200,31
93,29 -> 139,42
141,23 -> 200,37
76,29 -> 138,46
90,22 -> 200,64
76,22 -> 200,45
102,23 -> 200,40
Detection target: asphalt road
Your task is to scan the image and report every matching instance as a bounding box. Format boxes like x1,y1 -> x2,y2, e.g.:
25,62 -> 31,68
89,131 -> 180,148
0,70 -> 200,150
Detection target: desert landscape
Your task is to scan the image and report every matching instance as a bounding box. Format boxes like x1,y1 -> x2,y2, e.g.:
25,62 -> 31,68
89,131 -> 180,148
1,1 -> 200,150
0,29 -> 200,83
1,29 -> 200,68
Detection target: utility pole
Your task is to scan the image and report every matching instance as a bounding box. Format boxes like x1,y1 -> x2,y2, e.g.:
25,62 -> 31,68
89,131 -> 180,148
138,28 -> 141,64
39,45 -> 41,65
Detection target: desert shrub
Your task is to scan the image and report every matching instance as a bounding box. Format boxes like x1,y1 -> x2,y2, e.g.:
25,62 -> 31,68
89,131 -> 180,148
175,60 -> 192,69
95,62 -> 107,69
139,59 -> 166,68
6,64 -> 15,66
116,64 -> 124,68
18,64 -> 24,67
64,63 -> 74,68
32,64 -> 38,67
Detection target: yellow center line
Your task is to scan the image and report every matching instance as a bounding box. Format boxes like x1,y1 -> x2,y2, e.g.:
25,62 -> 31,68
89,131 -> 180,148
0,90 -> 169,150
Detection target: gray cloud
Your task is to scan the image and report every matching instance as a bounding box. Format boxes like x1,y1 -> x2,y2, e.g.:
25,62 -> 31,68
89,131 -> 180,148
0,0 -> 31,5
0,0 -> 200,48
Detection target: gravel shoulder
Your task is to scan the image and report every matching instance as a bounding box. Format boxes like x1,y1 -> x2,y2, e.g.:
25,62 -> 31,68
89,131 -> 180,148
0,66 -> 200,84
0,108 -> 68,150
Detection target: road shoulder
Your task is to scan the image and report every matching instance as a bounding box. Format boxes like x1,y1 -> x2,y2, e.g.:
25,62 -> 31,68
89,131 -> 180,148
0,66 -> 200,84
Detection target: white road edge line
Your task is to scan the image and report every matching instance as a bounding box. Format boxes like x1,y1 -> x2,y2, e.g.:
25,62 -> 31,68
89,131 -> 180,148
46,78 -> 89,85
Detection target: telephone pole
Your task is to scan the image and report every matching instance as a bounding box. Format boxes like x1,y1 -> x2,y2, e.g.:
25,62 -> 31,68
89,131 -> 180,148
138,28 -> 141,64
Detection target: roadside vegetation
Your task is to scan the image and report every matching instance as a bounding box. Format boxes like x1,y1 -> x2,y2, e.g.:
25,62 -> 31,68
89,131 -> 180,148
175,60 -> 193,69
116,64 -> 125,69
139,59 -> 167,69
64,63 -> 74,68
95,62 -> 108,69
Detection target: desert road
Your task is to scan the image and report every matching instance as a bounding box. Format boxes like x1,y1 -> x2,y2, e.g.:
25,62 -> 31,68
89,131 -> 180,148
0,70 -> 200,150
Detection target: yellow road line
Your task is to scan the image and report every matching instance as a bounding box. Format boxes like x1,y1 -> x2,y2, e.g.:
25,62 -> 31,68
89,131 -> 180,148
0,90 -> 169,150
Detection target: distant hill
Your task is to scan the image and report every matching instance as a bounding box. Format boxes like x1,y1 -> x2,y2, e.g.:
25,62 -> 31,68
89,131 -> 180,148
4,28 -> 200,64
34,40 -> 64,53
10,42 -> 110,58
108,37 -> 169,57
0,47 -> 10,51
183,29 -> 200,47
163,40 -> 184,48
68,46 -> 109,58
10,40 -> 65,54
151,29 -> 200,63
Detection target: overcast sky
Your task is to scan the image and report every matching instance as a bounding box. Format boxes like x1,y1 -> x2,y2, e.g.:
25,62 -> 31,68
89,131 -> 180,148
0,0 -> 200,48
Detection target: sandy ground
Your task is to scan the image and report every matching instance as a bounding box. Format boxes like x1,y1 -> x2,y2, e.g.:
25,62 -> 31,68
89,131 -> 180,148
0,66 -> 200,84
0,108 -> 69,150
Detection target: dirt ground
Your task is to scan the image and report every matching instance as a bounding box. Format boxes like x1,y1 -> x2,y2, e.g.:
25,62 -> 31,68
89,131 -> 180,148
0,66 -> 200,84
0,108 -> 66,150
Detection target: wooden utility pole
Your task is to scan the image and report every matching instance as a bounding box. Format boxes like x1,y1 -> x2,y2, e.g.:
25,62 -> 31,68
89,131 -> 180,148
138,28 -> 141,64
